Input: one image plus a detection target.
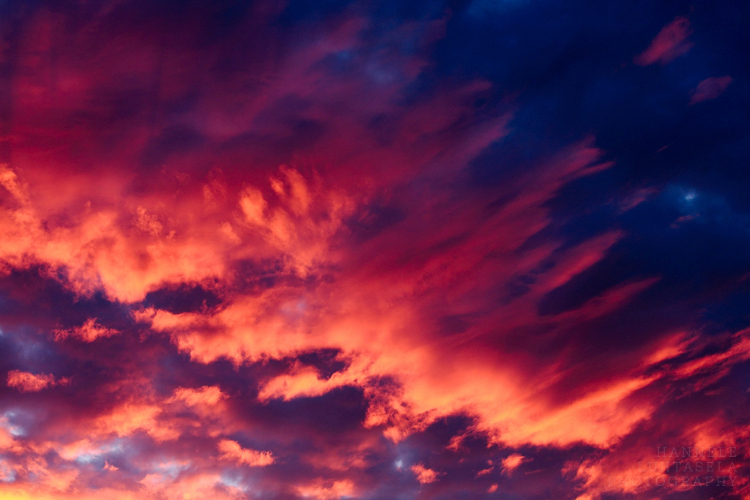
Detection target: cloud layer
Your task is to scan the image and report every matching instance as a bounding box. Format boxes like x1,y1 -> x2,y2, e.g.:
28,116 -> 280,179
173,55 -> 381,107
1,1 -> 749,499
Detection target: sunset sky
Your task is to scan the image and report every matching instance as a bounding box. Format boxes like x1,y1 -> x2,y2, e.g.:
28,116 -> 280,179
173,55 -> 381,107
1,1 -> 749,499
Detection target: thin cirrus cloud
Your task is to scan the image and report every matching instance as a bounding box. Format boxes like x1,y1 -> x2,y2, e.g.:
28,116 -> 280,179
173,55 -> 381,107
0,1 -> 749,499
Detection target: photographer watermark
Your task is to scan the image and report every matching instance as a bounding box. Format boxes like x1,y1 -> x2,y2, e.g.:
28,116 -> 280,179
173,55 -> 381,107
607,446 -> 739,489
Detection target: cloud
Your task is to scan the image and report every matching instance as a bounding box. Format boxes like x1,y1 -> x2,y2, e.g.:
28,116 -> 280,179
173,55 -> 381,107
0,1 -> 749,499
53,319 -> 118,342
411,463 -> 441,484
634,16 -> 693,65
6,371 -> 58,392
217,439 -> 275,467
501,453 -> 527,475
690,76 -> 733,104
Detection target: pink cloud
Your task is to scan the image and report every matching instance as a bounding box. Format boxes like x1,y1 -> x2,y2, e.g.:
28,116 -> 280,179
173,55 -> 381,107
690,76 -> 733,104
634,16 -> 693,66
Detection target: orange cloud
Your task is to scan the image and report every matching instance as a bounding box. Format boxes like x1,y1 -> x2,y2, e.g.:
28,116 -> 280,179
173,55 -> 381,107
7,371 -> 59,392
501,453 -> 527,475
127,140 -> 665,454
295,479 -> 357,500
411,463 -> 441,484
217,439 -> 275,467
0,6 -> 747,498
168,386 -> 226,408
54,318 -> 118,342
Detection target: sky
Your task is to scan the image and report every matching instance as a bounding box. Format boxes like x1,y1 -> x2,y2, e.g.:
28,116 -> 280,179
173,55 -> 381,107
0,0 -> 749,499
